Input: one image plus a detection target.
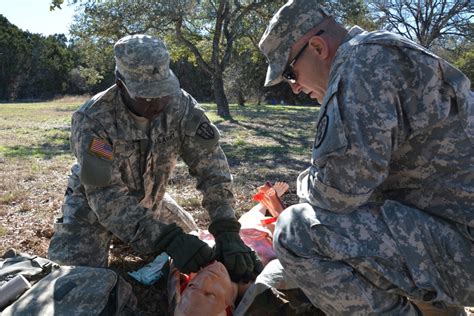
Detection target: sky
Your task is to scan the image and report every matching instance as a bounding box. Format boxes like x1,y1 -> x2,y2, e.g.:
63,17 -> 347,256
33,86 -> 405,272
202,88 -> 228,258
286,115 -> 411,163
1,0 -> 77,36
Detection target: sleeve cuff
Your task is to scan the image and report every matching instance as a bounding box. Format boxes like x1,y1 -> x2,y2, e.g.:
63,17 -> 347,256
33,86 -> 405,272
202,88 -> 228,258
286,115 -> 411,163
297,167 -> 372,213
209,204 -> 237,222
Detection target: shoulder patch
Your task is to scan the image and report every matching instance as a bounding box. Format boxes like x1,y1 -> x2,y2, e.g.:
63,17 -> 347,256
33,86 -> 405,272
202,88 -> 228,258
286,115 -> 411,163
196,122 -> 215,140
89,138 -> 113,160
314,115 -> 328,148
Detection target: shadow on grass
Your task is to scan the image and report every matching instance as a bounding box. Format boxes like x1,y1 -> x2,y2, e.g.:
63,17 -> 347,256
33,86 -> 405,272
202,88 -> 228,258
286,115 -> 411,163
218,105 -> 319,181
223,143 -> 310,168
2,143 -> 70,159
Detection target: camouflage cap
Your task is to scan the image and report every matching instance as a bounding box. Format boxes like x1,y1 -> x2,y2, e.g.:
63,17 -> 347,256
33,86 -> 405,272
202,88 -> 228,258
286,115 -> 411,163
114,35 -> 180,98
258,0 -> 330,87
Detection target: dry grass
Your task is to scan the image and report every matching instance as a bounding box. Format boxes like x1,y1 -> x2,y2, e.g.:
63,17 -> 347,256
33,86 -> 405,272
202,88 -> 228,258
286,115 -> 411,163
1,100 -> 473,315
52,94 -> 91,104
0,100 -> 318,314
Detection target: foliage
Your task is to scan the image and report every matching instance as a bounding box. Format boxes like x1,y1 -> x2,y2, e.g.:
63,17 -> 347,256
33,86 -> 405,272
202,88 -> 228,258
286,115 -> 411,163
0,15 -> 77,101
454,49 -> 474,86
325,0 -> 379,30
0,15 -> 29,100
54,0 -> 377,114
368,0 -> 473,48
2,0 -> 472,102
434,38 -> 474,87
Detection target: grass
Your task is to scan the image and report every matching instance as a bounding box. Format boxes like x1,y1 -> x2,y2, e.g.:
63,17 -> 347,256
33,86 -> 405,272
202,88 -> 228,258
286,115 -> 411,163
0,225 -> 6,237
0,98 -> 320,314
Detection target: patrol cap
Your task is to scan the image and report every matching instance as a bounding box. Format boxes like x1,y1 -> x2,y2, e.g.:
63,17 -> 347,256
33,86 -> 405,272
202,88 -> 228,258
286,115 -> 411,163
114,34 -> 180,98
258,0 -> 330,87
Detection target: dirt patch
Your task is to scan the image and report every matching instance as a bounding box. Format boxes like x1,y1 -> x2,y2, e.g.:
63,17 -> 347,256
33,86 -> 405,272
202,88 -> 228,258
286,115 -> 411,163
0,102 -> 316,314
2,102 -> 471,315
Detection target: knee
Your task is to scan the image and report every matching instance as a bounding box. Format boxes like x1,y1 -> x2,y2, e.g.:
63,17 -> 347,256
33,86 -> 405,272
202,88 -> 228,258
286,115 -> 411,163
48,221 -> 111,267
273,203 -> 317,258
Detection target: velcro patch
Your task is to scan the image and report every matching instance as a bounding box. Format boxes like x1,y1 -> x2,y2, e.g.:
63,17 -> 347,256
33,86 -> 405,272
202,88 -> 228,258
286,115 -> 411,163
314,115 -> 328,148
196,122 -> 215,140
89,138 -> 113,160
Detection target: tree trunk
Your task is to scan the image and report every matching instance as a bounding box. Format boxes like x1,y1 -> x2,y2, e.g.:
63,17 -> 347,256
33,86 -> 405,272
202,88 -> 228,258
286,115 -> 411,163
237,90 -> 245,107
212,75 -> 230,117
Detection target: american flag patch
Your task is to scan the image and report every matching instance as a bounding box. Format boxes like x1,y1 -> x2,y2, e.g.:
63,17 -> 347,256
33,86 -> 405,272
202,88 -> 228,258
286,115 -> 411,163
89,137 -> 113,160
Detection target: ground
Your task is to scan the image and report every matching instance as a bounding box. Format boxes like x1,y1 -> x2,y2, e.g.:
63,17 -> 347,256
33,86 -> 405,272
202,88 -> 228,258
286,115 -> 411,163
1,98 -> 473,315
0,98 -> 315,314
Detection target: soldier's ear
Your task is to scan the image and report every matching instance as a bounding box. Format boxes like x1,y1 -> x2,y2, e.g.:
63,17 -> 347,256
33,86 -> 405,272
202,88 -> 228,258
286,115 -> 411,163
309,36 -> 329,60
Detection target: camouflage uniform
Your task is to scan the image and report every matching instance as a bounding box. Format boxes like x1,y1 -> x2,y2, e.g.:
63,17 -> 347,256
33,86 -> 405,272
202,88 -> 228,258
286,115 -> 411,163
49,36 -> 235,268
260,1 -> 474,314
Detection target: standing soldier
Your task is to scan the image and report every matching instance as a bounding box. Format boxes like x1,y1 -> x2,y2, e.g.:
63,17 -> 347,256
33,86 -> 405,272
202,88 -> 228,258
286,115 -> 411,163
259,0 -> 473,315
49,35 -> 262,282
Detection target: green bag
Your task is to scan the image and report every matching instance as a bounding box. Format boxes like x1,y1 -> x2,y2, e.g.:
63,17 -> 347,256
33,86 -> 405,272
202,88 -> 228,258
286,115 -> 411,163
0,249 -> 137,315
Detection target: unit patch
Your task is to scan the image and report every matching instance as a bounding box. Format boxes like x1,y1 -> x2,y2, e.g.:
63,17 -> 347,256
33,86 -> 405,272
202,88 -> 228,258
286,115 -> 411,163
314,115 -> 328,149
196,122 -> 215,140
89,137 -> 113,160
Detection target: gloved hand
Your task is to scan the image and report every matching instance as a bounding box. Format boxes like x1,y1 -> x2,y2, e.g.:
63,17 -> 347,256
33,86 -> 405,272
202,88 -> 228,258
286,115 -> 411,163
156,223 -> 213,274
209,219 -> 264,282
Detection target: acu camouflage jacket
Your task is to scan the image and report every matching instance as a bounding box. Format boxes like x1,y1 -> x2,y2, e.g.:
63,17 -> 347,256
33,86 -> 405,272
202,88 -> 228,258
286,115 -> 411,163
68,86 -> 235,254
299,26 -> 474,227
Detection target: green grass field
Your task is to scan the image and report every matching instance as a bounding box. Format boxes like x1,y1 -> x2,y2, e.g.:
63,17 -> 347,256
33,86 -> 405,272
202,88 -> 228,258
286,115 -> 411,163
0,98 -> 320,313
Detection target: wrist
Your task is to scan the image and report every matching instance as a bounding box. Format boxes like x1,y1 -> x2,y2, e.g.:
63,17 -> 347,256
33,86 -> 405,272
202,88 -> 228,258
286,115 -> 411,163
155,223 -> 184,253
209,218 -> 241,236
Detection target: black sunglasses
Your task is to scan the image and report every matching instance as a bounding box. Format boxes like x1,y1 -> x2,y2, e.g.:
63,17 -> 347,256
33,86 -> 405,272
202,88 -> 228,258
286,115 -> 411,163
282,29 -> 325,83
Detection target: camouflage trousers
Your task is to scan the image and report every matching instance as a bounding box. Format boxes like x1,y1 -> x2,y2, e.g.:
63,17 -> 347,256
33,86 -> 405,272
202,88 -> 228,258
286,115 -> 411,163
273,200 -> 474,315
48,192 -> 198,268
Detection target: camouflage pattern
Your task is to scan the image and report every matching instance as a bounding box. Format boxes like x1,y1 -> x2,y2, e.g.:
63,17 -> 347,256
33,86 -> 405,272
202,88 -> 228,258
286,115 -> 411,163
301,26 -> 473,225
48,86 -> 236,267
258,0 -> 330,86
114,35 -> 180,98
2,266 -> 137,315
274,202 -> 474,315
265,17 -> 474,316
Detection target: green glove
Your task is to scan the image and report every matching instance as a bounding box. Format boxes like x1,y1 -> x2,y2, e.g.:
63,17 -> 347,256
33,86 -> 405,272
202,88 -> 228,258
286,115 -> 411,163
156,223 -> 213,274
209,219 -> 264,282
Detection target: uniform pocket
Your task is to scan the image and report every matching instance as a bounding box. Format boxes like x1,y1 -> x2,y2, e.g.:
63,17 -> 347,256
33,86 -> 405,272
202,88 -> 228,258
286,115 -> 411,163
114,141 -> 143,191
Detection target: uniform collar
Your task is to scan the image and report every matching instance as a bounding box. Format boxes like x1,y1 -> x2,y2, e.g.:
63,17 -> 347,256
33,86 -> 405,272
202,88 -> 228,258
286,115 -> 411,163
341,25 -> 365,44
327,25 -> 366,89
113,85 -> 149,141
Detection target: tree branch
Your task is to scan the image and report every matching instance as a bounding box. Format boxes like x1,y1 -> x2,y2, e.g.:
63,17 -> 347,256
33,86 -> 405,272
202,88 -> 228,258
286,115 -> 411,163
175,18 -> 213,76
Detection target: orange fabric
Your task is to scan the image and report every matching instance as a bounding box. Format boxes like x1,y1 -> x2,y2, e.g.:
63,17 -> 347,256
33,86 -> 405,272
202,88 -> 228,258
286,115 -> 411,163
252,181 -> 285,218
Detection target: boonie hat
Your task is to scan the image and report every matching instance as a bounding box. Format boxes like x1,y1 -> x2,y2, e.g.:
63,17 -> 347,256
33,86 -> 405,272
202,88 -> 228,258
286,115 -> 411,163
258,0 -> 330,86
114,35 -> 180,98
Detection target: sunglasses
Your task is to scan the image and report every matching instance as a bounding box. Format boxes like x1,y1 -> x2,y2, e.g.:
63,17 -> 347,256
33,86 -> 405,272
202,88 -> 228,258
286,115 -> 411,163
282,29 -> 325,83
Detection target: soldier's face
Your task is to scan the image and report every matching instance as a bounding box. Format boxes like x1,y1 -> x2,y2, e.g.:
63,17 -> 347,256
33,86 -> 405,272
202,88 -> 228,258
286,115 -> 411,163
285,32 -> 331,102
117,79 -> 172,120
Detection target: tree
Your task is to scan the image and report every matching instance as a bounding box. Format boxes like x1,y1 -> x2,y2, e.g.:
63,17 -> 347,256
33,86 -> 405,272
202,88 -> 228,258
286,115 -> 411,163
0,15 -> 31,100
454,48 -> 474,86
434,33 -> 474,86
171,1 -> 276,116
368,0 -> 473,48
19,34 -> 75,99
223,0 -> 377,106
52,0 -> 275,117
0,15 -> 77,100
